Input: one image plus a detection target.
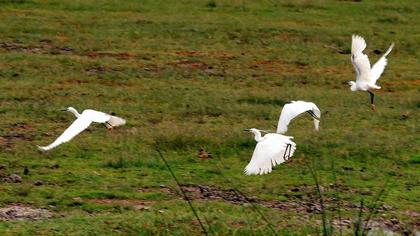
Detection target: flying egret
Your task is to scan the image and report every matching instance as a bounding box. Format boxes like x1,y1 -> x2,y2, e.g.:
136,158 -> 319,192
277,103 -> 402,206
243,101 -> 320,175
349,34 -> 394,110
244,128 -> 296,175
37,107 -> 126,151
276,101 -> 321,134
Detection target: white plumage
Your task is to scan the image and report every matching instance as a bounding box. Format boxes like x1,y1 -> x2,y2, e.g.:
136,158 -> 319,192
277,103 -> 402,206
244,101 -> 321,175
37,107 -> 126,151
349,35 -> 394,108
276,101 -> 321,134
244,129 -> 296,175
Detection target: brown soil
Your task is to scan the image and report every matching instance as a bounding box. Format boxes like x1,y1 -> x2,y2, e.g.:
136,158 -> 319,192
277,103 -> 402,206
160,184 -> 417,234
250,60 -> 308,74
0,134 -> 33,150
175,51 -> 237,60
85,66 -> 116,75
0,205 -> 52,221
83,199 -> 153,210
383,79 -> 420,86
170,59 -> 210,70
0,41 -> 73,55
83,51 -> 135,59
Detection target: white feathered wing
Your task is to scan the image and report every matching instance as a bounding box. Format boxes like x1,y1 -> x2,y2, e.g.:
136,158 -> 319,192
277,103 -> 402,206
37,116 -> 93,151
276,101 -> 321,134
351,35 -> 371,84
244,134 -> 296,175
351,34 -> 394,85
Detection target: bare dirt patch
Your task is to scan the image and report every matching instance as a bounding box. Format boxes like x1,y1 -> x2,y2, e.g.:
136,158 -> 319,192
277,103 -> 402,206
384,79 -> 420,86
332,217 -> 415,235
175,51 -> 237,60
83,199 -> 153,210
85,66 -> 116,75
0,134 -> 33,150
0,41 -> 73,55
171,59 -> 210,70
250,60 -> 308,74
0,123 -> 34,150
83,51 -> 135,60
0,205 -> 52,221
1,174 -> 22,183
165,184 -> 361,213
162,184 -> 416,234
316,65 -> 349,75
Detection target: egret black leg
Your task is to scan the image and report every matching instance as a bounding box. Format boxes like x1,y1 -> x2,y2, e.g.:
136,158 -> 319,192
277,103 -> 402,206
104,121 -> 113,129
368,91 -> 375,105
283,143 -> 292,161
368,91 -> 376,111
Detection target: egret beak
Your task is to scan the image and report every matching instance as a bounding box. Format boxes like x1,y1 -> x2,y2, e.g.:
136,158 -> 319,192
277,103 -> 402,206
243,129 -> 251,132
60,108 -> 68,112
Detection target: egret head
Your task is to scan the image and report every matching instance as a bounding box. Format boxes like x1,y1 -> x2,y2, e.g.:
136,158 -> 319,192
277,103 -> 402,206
348,81 -> 357,91
244,128 -> 265,142
243,128 -> 259,133
244,128 -> 270,133
63,107 -> 80,117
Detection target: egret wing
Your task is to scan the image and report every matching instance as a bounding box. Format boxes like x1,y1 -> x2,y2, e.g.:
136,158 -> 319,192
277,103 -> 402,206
370,43 -> 394,83
38,116 -> 92,151
244,135 -> 296,175
277,101 -> 321,134
351,35 -> 371,83
83,109 -> 111,123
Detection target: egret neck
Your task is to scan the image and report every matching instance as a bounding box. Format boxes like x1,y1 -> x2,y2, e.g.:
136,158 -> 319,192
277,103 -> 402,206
67,107 -> 81,118
251,129 -> 263,142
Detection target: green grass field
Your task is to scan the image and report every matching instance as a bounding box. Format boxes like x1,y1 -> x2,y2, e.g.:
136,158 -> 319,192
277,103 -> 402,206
0,0 -> 419,235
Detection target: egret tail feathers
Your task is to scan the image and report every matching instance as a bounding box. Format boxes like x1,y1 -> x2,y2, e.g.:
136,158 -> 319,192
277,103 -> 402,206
105,116 -> 126,129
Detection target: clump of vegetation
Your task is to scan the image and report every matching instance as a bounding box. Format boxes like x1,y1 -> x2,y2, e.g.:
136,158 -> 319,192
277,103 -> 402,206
206,0 -> 216,8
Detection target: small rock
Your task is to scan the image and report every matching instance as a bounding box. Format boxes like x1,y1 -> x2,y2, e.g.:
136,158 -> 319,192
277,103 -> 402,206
198,149 -> 212,159
34,180 -> 43,186
390,218 -> 399,225
7,174 -> 22,183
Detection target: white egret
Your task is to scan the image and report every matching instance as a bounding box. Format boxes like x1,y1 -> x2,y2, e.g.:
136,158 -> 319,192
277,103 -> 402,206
277,101 -> 321,134
349,34 -> 394,110
37,107 -> 126,151
244,101 -> 321,175
244,128 -> 296,175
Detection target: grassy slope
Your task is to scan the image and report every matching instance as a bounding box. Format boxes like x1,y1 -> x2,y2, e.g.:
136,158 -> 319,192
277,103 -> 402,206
0,0 -> 419,235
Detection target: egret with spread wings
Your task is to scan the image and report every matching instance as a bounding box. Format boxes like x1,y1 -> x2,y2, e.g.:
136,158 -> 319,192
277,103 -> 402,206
244,128 -> 296,175
244,101 -> 320,175
349,35 -> 394,110
37,107 -> 126,151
